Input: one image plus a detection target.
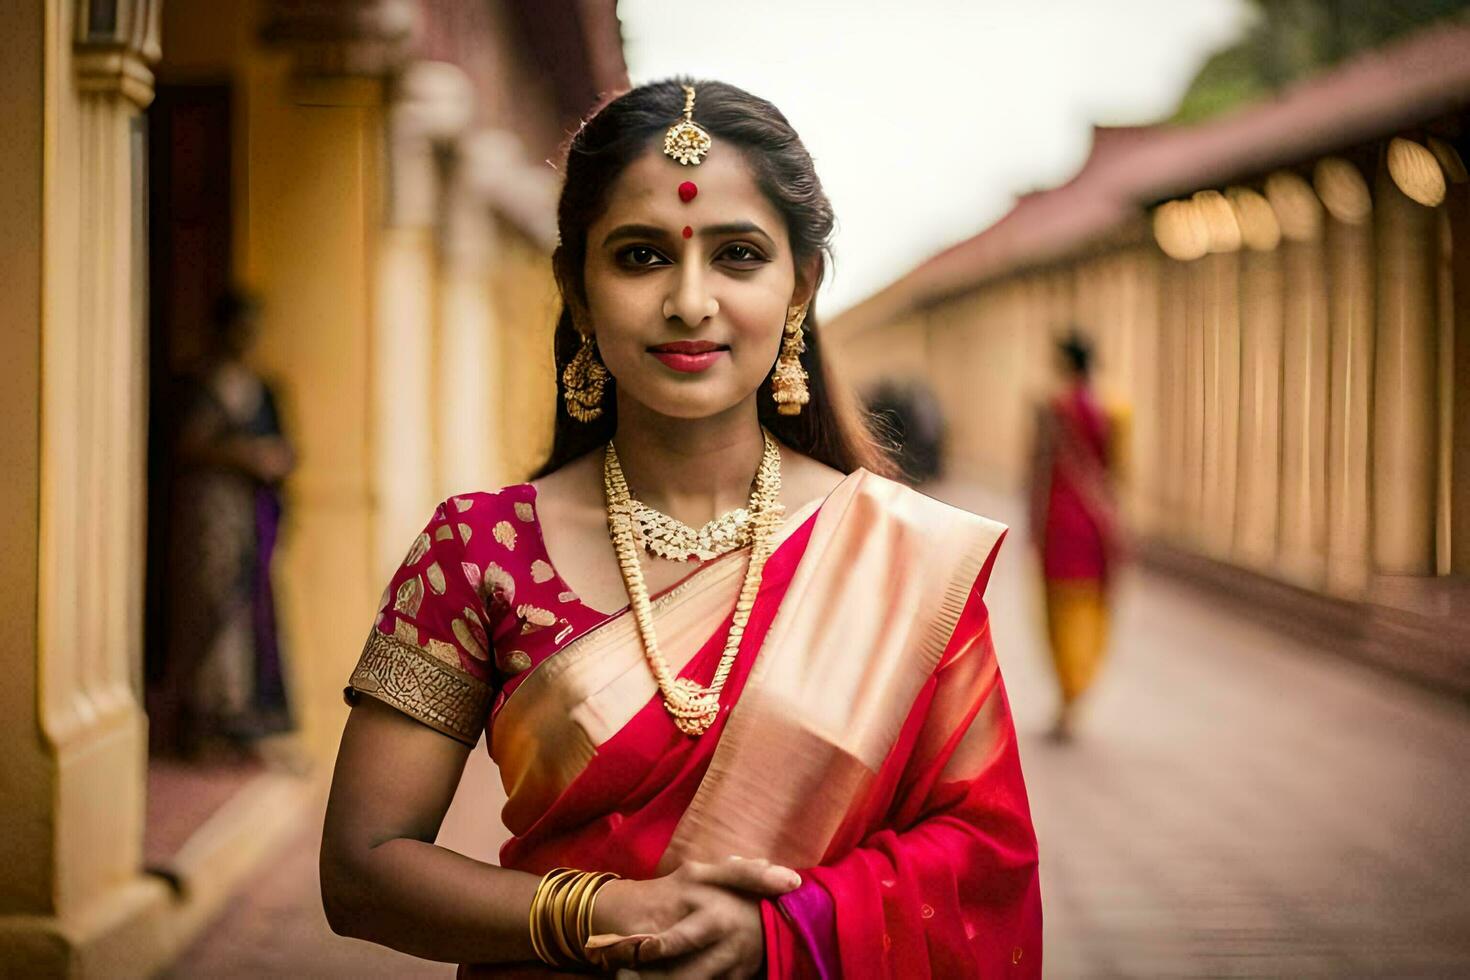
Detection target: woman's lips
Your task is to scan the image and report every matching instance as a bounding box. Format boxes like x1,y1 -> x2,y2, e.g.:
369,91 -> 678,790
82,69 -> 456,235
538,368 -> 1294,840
648,341 -> 728,373
651,350 -> 725,373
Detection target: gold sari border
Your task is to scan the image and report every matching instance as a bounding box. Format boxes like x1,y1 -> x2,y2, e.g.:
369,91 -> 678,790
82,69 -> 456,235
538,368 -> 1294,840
345,631 -> 492,746
661,472 -> 1008,870
920,523 -> 1003,676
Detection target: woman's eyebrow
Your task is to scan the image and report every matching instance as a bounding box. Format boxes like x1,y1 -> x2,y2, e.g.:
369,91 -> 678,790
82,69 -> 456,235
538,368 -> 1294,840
602,223 -> 672,246
702,221 -> 774,244
601,220 -> 777,248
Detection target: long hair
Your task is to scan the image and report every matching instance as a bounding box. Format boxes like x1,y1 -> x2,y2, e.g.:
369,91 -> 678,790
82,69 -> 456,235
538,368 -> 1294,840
533,78 -> 895,480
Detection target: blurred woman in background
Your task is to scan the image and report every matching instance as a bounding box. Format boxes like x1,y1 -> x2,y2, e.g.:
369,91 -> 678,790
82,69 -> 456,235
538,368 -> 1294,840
1028,330 -> 1126,741
158,289 -> 295,756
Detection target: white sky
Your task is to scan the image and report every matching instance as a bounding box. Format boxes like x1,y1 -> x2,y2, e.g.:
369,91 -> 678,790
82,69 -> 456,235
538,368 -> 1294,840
620,0 -> 1254,314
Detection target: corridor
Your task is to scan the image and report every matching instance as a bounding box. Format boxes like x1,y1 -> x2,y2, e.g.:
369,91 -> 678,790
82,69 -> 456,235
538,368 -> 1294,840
171,481 -> 1470,978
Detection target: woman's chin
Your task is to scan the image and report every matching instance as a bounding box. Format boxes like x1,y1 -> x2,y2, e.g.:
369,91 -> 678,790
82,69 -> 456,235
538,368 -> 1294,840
625,384 -> 751,422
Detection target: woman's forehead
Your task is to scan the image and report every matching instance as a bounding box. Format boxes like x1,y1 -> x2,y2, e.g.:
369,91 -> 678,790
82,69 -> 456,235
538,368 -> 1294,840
595,146 -> 786,232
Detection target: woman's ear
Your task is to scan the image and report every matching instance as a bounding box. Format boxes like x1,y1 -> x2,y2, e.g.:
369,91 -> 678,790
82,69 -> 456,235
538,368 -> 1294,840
790,255 -> 822,310
552,245 -> 592,335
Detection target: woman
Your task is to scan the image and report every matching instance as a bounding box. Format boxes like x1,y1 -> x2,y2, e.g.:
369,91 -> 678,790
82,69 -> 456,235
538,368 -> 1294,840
1027,331 -> 1125,742
156,289 -> 294,756
322,79 -> 1041,978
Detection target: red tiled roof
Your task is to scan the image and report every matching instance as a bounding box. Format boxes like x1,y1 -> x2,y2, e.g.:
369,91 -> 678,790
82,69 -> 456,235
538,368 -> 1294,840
832,21 -> 1470,336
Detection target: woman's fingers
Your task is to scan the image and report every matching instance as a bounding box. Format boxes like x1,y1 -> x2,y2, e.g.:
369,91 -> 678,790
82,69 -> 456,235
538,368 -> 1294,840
585,932 -> 659,970
680,856 -> 801,896
636,908 -> 723,963
656,940 -> 748,980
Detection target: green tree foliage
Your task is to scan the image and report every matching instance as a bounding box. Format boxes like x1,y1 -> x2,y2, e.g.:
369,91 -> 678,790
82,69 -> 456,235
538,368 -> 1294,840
1173,0 -> 1470,124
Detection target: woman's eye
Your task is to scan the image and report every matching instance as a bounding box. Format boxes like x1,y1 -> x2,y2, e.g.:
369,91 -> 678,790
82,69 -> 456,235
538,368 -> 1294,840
618,245 -> 667,268
719,243 -> 766,264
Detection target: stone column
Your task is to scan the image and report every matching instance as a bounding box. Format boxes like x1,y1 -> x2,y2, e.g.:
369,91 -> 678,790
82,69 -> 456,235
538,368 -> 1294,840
255,0 -> 415,759
1196,191 -> 1243,558
438,128 -> 517,497
1440,145 -> 1470,575
1182,255 -> 1208,548
1155,259 -> 1189,541
1372,143 -> 1443,576
1316,158 -> 1376,596
1270,171 -> 1330,587
377,60 -> 473,569
0,1 -> 172,974
1230,188 -> 1285,570
1118,245 -> 1160,534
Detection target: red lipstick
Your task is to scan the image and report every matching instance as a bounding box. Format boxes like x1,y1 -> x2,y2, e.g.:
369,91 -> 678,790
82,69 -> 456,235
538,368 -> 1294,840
648,340 -> 728,373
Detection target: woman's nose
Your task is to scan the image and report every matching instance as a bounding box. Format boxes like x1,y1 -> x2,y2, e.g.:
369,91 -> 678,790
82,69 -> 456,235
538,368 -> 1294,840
662,262 -> 719,328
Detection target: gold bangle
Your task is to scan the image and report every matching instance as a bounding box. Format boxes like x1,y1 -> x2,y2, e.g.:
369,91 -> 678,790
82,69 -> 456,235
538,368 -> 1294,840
571,872 -> 603,957
529,868 -> 577,968
580,872 -> 617,949
549,871 -> 585,966
528,867 -> 623,971
551,872 -> 589,965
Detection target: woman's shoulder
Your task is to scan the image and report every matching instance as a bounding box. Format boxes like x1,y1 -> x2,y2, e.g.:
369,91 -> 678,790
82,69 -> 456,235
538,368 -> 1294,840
779,448 -> 846,510
436,483 -> 537,524
851,469 -> 1009,540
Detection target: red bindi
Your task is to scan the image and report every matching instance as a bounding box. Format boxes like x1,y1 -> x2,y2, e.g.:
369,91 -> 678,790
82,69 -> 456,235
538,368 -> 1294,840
682,225 -> 694,239
678,181 -> 698,203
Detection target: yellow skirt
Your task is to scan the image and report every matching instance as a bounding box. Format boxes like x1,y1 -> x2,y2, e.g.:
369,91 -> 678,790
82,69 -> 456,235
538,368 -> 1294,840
1044,579 -> 1109,704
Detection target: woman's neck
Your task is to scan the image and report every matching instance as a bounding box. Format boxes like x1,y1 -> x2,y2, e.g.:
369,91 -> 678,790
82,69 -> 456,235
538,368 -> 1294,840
610,394 -> 767,524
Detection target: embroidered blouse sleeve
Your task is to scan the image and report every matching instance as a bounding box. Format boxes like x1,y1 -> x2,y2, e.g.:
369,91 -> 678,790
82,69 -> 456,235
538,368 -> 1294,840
344,498 -> 496,745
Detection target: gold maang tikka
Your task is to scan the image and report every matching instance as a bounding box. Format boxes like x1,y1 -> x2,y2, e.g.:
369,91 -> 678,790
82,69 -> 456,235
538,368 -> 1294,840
663,84 -> 712,166
771,304 -> 810,416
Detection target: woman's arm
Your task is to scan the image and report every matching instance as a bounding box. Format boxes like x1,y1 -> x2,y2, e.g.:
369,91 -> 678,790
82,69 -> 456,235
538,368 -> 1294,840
320,697 -> 542,964
321,698 -> 803,968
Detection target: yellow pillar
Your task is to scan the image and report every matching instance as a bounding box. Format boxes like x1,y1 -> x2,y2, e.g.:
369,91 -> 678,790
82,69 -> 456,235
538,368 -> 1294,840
377,61 -> 474,568
1316,158 -> 1376,595
1372,156 -> 1441,575
1270,172 -> 1329,587
438,128 -> 515,498
1231,190 -> 1284,571
0,1 -> 172,974
1445,170 -> 1470,575
240,55 -> 387,763
1182,257 -> 1207,548
1155,260 -> 1188,540
1121,246 -> 1160,534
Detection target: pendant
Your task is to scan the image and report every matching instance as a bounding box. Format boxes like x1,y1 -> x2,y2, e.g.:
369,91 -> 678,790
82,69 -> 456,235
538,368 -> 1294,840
664,677 -> 719,736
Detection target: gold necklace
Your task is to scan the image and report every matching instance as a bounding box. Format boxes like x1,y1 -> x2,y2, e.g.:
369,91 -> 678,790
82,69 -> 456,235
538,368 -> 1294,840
604,432 -> 783,735
630,497 -> 754,563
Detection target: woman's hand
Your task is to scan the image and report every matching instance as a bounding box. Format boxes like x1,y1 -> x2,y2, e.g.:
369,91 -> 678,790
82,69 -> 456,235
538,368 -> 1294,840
589,857 -> 800,977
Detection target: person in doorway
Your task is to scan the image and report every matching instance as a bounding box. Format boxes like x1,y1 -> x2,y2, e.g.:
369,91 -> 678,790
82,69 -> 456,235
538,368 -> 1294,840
1027,330 -> 1127,742
162,288 -> 295,756
321,79 -> 1041,977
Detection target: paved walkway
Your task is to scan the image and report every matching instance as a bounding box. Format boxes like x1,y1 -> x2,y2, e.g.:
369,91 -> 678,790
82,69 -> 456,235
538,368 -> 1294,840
170,481 -> 1470,978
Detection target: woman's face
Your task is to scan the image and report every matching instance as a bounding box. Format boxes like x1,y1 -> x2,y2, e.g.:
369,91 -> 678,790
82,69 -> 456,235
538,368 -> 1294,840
581,145 -> 808,421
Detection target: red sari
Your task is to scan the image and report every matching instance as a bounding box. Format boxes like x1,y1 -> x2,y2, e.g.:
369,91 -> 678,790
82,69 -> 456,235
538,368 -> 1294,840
346,467 -> 1041,977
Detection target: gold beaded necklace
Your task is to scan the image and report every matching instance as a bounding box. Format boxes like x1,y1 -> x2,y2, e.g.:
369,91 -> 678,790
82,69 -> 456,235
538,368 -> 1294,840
603,431 -> 784,735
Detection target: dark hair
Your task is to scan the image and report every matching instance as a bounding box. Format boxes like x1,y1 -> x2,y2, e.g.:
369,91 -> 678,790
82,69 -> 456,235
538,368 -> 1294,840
1057,329 -> 1093,378
532,78 -> 895,479
211,287 -> 261,331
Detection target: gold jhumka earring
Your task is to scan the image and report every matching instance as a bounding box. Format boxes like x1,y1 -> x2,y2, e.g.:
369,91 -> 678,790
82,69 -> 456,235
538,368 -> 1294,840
562,333 -> 609,422
771,303 -> 810,416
